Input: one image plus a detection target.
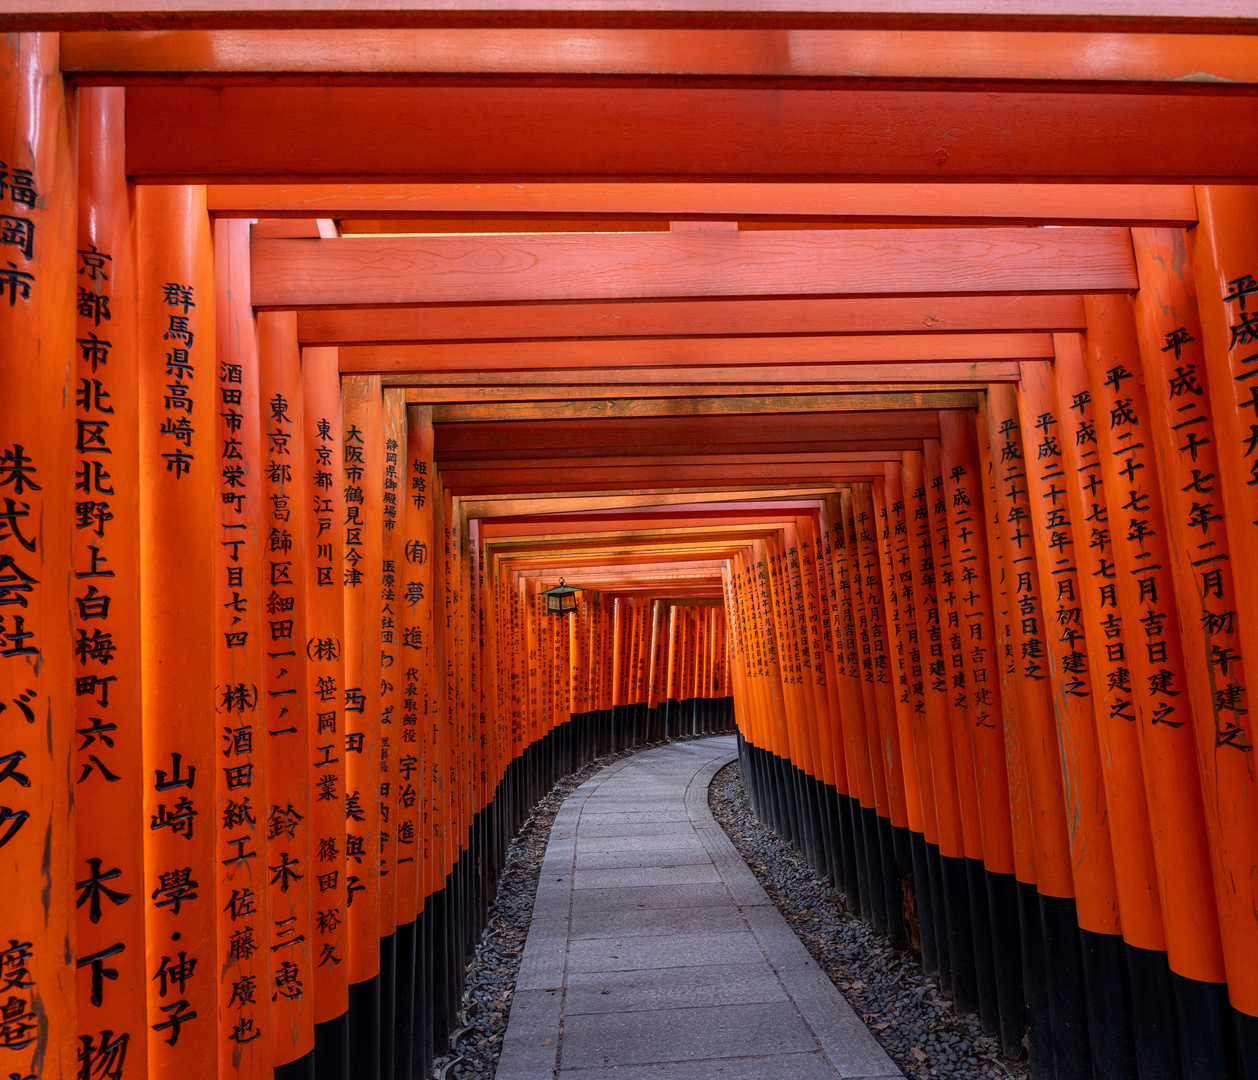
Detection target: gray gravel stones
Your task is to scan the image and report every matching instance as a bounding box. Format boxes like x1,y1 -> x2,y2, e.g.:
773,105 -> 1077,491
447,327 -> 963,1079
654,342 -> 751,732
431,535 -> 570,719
442,744 -> 1028,1080
708,761 -> 1029,1080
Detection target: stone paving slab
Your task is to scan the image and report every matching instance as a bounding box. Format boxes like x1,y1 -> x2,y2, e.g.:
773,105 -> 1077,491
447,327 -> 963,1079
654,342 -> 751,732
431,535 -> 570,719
566,929 -> 765,973
569,881 -> 733,912
568,903 -> 746,940
560,1001 -> 820,1069
563,963 -> 789,1015
497,738 -> 903,1080
573,863 -> 723,889
556,1051 -> 845,1080
574,846 -> 712,870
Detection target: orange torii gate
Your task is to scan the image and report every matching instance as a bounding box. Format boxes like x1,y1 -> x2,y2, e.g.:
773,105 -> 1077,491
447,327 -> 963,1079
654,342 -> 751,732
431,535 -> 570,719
7,14 -> 1258,1080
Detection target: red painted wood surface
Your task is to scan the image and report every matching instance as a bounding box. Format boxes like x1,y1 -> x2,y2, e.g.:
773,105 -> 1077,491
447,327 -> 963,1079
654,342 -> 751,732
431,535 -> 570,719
298,295 -> 1087,346
61,29 -> 1258,90
338,332 -> 1050,375
128,87 -> 1258,184
215,183 -> 1196,227
5,3 -> 1252,34
251,229 -> 1135,309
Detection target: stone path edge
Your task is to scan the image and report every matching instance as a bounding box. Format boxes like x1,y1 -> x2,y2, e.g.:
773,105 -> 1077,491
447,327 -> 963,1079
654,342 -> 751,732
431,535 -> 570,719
496,740 -> 903,1080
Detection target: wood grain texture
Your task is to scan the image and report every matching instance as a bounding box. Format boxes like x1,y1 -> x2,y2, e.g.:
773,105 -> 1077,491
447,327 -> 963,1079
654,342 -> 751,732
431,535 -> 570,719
62,29 -> 1258,88
337,332 -> 1049,373
253,228 -> 1135,308
4,1 -> 1254,33
442,460 -> 890,487
297,295 -> 1088,345
219,183 -> 1196,226
462,489 -> 839,519
128,86 -> 1258,183
427,391 -> 975,422
433,408 -> 941,454
384,369 -> 1017,399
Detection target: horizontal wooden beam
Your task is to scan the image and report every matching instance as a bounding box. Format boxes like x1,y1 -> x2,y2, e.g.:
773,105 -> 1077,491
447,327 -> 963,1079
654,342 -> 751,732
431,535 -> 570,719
390,374 -> 1014,402
61,30 -> 1258,89
448,437 -> 920,461
299,295 -> 1087,345
460,488 -> 836,518
444,462 -> 888,492
5,3 -> 1251,34
396,378 -> 1010,402
341,332 -> 1050,375
427,391 -> 975,423
128,86 -> 1258,183
434,408 -> 941,454
441,450 -> 901,469
220,183 -> 1196,227
254,228 -> 1135,308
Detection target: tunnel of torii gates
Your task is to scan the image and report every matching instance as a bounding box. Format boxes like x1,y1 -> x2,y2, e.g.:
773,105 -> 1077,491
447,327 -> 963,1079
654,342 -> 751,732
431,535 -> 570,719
12,11 -> 1258,1080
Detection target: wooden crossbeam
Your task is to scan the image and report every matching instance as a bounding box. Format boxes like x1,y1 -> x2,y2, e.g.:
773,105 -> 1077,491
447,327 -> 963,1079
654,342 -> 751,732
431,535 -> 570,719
447,437 -> 920,460
128,86 -> 1258,183
220,184 -> 1195,227
60,30 -> 1258,89
393,375 -> 1012,403
299,295 -> 1086,345
448,471 -> 885,494
428,391 -> 975,423
434,408 -> 941,454
393,378 -> 1010,401
460,487 -> 837,517
442,461 -> 888,487
253,228 -> 1134,308
339,332 -> 1050,374
5,3 -> 1251,34
441,451 -> 901,470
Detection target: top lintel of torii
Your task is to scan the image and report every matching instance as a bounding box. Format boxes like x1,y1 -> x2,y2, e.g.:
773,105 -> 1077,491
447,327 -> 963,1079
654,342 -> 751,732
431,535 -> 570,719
0,1 -> 1254,33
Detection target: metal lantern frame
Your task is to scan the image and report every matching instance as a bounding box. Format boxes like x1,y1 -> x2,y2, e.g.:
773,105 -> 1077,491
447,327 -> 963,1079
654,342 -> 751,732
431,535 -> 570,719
541,577 -> 581,616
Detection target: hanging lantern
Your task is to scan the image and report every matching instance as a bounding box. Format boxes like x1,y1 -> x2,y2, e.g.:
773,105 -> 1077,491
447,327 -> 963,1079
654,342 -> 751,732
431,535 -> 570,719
541,577 -> 580,616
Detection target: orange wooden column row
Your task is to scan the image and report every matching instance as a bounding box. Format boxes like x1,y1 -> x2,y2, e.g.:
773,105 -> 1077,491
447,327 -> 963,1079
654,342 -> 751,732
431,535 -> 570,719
73,85 -> 149,1080
213,214 -> 273,1077
139,184 -> 219,1078
302,348 -> 349,1025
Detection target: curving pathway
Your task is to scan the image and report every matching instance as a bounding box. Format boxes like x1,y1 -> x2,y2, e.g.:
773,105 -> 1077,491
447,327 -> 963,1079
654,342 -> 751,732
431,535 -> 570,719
497,736 -> 903,1080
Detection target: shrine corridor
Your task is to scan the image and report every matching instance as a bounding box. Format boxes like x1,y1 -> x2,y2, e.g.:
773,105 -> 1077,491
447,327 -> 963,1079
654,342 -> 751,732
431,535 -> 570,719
496,736 -> 898,1079
5,11 -> 1258,1080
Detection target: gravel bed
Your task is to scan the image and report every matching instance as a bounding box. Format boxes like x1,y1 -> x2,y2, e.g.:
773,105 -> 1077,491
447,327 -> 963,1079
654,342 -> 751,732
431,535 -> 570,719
437,737 -> 703,1079
709,760 -> 1028,1080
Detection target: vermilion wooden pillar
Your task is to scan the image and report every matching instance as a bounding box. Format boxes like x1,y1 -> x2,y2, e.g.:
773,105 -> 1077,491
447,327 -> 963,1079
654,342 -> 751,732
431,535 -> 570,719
400,404 -> 434,1078
1180,194 -> 1258,1056
985,385 -> 1090,1078
339,375 -> 383,1078
0,31 -> 76,1080
797,518 -> 841,819
936,418 -> 1016,882
212,216 -> 272,1079
1129,231 -> 1258,1052
1082,294 -> 1231,1074
935,422 -> 1023,1051
137,184 -> 217,1079
852,487 -> 909,840
1191,187 -> 1258,738
257,310 -> 315,1076
880,463 -> 946,977
870,476 -> 928,869
300,347 -> 349,1074
1051,334 -> 1180,1079
378,389 -> 405,1080
1016,360 -> 1130,1077
74,85 -> 149,1080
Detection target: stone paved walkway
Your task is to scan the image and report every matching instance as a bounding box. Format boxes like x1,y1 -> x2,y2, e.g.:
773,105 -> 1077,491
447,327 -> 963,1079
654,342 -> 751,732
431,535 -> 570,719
496,736 -> 903,1080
